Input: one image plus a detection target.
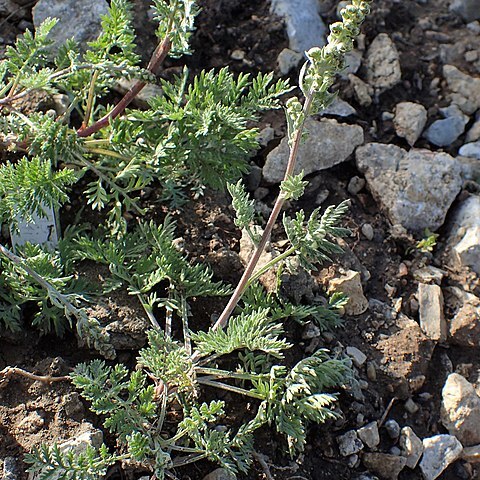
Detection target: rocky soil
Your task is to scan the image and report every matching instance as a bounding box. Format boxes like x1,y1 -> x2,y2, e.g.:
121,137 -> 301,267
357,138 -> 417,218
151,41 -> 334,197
1,0 -> 480,479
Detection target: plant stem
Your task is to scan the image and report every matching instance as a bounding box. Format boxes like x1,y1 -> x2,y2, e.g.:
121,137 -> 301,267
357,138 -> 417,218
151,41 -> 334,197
212,87 -> 316,331
82,69 -> 100,129
181,296 -> 192,355
85,147 -> 130,161
245,246 -> 296,289
77,37 -> 172,138
195,367 -> 268,381
196,377 -> 264,400
0,366 -> 70,389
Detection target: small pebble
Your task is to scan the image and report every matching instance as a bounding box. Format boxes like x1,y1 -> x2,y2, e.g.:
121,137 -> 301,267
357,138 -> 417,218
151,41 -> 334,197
398,263 -> 408,277
404,398 -> 420,414
361,223 -> 374,240
347,176 -> 366,195
366,362 -> 377,381
385,419 -> 401,440
390,446 -> 402,456
230,49 -> 245,61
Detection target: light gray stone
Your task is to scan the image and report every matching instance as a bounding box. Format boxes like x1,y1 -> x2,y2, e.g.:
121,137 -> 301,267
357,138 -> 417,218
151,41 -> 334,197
424,105 -> 469,147
2,457 -> 18,480
263,118 -> 364,184
277,48 -> 303,75
328,270 -> 368,316
365,33 -> 401,91
420,435 -> 463,480
448,290 -> 480,347
348,176 -> 366,195
341,49 -> 363,78
443,65 -> 480,115
202,468 -> 236,480
356,144 -> 463,233
450,0 -> 480,22
361,223 -> 374,241
459,141 -> 480,159
319,97 -> 357,117
257,127 -> 275,147
357,421 -> 380,449
447,195 -> 480,274
441,373 -> 480,446
362,453 -> 407,480
400,426 -> 423,469
456,155 -> 480,182
349,74 -> 373,106
465,118 -> 480,143
394,102 -> 427,146
418,284 -> 446,342
413,266 -> 445,285
385,419 -> 401,440
33,0 -> 109,54
270,0 -> 327,53
337,430 -> 364,456
346,346 -> 367,368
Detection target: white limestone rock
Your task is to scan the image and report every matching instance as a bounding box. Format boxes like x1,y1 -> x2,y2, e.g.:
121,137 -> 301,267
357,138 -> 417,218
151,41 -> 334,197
443,65 -> 480,115
394,102 -> 427,146
263,118 -> 364,184
419,435 -> 463,480
356,143 -> 462,233
418,284 -> 446,342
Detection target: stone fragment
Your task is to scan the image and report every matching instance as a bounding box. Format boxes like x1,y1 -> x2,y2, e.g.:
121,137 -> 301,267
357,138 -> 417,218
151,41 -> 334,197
2,457 -> 18,480
349,74 -> 373,106
441,373 -> 480,446
341,50 -> 363,78
447,195 -> 480,274
328,270 -> 368,316
400,426 -> 423,469
450,0 -> 480,22
230,49 -> 245,61
394,102 -> 427,146
33,0 -> 109,54
257,127 -> 275,147
361,223 -> 374,241
337,430 -> 364,456
375,314 -> 435,398
348,176 -> 366,195
357,421 -> 380,449
459,141 -> 480,159
418,284 -> 446,342
362,453 -> 407,480
462,444 -> 480,462
449,291 -> 480,347
319,97 -> 357,117
17,411 -> 44,433
404,398 -> 419,414
465,118 -> 480,142
385,419 -> 401,440
413,266 -> 445,285
443,65 -> 480,115
424,105 -> 469,147
103,313 -> 149,350
419,435 -> 463,480
263,118 -> 364,184
356,144 -> 462,233
346,346 -> 367,368
277,48 -> 303,75
202,468 -> 236,480
270,0 -> 327,53
0,0 -> 25,17
365,34 -> 401,91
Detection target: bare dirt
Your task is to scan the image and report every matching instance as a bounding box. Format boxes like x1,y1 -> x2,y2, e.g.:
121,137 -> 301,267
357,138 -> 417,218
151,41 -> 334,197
1,0 -> 480,479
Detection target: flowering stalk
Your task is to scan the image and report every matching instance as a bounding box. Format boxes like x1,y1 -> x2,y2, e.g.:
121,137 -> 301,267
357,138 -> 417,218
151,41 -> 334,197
213,0 -> 372,331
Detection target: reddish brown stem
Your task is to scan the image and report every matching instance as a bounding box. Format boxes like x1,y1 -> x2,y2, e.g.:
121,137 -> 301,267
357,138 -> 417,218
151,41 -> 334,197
0,366 -> 70,389
77,37 -> 172,138
212,90 -> 315,331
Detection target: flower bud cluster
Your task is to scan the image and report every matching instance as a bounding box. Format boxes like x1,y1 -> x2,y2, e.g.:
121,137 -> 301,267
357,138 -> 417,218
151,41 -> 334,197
300,0 -> 372,109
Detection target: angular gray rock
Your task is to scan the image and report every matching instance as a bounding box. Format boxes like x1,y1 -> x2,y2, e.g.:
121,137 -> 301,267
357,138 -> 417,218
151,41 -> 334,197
202,469 -> 236,480
365,33 -> 401,91
419,435 -> 463,480
424,105 -> 469,147
356,143 -> 463,233
277,48 -> 303,75
447,195 -> 480,274
263,118 -> 364,184
394,102 -> 427,146
459,141 -> 480,159
443,65 -> 480,114
400,426 -> 424,469
450,0 -> 480,22
418,284 -> 446,342
337,430 -> 364,456
441,373 -> 480,446
33,0 -> 109,54
319,97 -> 357,117
270,0 -> 327,53
349,74 -> 373,106
357,421 -> 380,449
362,453 -> 407,480
465,117 -> 480,142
